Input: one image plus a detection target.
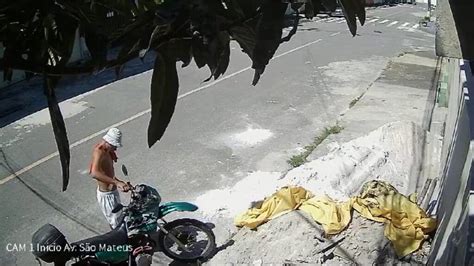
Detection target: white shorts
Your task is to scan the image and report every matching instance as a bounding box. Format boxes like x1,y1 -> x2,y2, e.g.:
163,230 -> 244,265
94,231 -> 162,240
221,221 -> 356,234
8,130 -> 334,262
96,188 -> 123,229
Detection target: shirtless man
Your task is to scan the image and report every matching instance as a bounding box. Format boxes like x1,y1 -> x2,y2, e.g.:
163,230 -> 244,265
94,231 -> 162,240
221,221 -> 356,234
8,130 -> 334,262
89,127 -> 130,229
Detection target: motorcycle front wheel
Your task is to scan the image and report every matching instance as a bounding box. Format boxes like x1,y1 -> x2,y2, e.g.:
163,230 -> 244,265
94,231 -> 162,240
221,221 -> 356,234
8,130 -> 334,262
157,218 -> 216,262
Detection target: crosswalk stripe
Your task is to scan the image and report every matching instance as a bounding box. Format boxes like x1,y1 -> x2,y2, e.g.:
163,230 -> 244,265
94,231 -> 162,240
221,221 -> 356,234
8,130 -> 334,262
309,16 -> 422,34
397,22 -> 410,30
406,23 -> 420,32
387,21 -> 398,27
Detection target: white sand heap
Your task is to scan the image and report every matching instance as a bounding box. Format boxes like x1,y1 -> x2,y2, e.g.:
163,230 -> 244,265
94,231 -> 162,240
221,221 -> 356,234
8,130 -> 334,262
280,120 -> 424,201
196,121 -> 424,218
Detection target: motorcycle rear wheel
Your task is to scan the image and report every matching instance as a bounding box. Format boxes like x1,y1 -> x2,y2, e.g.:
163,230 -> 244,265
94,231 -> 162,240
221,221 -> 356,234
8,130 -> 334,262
157,218 -> 216,262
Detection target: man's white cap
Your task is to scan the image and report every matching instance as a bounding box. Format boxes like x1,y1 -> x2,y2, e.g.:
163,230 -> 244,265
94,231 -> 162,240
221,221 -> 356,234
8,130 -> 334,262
103,128 -> 122,148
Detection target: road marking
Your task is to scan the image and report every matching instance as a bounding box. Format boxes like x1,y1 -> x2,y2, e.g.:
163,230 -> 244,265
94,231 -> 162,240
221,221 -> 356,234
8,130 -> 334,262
271,39 -> 322,58
406,23 -> 419,32
0,38 -> 324,186
337,19 -> 345,24
461,61 -> 469,100
379,19 -> 390,24
387,21 -> 398,27
368,18 -> 379,23
325,18 -> 336,23
398,22 -> 410,29
330,32 -> 341,37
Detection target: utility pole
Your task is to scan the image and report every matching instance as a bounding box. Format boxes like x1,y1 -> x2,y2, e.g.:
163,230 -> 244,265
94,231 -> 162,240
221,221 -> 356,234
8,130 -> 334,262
428,0 -> 432,20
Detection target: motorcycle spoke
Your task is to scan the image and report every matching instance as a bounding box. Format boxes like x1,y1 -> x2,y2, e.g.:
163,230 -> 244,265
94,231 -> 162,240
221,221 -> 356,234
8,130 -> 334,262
163,225 -> 212,259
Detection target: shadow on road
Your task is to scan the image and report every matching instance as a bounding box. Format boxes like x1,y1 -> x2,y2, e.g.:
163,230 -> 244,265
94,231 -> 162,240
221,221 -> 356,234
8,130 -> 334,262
0,50 -> 155,128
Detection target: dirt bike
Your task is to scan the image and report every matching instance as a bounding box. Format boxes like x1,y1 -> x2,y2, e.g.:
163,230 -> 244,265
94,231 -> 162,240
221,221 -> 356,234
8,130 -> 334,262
31,166 -> 216,265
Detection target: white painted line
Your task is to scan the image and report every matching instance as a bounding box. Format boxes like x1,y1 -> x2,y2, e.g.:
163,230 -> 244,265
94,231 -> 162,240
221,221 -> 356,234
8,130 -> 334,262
406,24 -> 419,32
398,22 -> 410,29
387,21 -> 398,27
379,19 -> 390,24
368,18 -> 379,23
337,19 -> 345,24
271,39 -> 322,58
330,32 -> 341,37
325,18 -> 336,23
0,38 -> 324,186
461,60 -> 468,100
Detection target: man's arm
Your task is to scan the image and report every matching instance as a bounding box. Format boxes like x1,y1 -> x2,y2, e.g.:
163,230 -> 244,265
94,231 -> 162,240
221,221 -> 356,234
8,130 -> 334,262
90,150 -> 130,191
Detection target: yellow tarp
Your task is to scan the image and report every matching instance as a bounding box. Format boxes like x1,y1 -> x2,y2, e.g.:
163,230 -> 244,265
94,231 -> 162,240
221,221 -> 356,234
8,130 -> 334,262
235,186 -> 313,229
299,195 -> 353,235
234,181 -> 437,257
352,181 -> 437,257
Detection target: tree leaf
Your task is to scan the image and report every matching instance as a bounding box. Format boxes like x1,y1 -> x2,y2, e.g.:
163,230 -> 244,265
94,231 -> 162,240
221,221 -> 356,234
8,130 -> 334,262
147,49 -> 179,147
53,12 -> 79,66
353,0 -> 366,26
167,39 -> 192,68
321,0 -> 338,13
115,38 -> 141,78
44,76 -> 70,191
281,9 -> 299,43
339,0 -> 358,36
213,31 -> 231,79
251,0 -> 288,85
304,0 -> 315,19
230,24 -> 256,58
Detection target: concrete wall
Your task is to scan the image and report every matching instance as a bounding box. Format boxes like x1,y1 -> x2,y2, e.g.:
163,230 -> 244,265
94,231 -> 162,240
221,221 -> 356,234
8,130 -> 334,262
428,59 -> 473,265
436,0 -> 474,60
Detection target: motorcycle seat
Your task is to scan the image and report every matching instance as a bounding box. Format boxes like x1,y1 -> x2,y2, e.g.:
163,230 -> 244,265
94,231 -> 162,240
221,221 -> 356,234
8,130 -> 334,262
71,224 -> 128,256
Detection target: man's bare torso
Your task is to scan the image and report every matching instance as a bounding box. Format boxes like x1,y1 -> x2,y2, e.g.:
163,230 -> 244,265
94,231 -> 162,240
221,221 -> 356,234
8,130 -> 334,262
90,143 -> 117,192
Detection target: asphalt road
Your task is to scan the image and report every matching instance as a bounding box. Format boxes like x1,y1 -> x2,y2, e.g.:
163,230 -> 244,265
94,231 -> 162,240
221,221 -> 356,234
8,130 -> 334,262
0,4 -> 435,265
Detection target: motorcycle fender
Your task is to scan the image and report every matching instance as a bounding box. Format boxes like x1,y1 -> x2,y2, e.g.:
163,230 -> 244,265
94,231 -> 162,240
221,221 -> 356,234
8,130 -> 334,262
159,202 -> 198,217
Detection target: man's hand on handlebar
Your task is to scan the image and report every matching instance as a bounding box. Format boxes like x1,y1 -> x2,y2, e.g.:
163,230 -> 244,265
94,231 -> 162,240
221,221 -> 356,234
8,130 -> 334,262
116,180 -> 132,192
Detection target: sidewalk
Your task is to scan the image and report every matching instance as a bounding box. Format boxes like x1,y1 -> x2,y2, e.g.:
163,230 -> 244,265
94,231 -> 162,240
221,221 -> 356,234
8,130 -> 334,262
208,50 -> 442,265
309,50 -> 442,199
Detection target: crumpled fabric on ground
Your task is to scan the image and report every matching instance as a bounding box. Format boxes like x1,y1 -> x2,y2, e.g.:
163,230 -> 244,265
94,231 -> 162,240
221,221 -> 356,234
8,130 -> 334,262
234,186 -> 313,229
234,180 -> 437,257
299,195 -> 353,235
352,180 -> 437,257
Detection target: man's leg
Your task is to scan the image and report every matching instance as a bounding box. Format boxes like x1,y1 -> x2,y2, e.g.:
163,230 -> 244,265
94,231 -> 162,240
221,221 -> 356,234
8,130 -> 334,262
97,188 -> 123,229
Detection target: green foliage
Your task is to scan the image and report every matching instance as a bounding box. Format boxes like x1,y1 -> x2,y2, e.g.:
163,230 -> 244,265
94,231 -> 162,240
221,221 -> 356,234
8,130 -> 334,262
288,124 -> 344,167
0,0 -> 365,190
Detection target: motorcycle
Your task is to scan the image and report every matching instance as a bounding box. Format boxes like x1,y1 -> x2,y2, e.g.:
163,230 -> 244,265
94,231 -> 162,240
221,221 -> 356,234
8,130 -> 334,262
31,166 -> 216,265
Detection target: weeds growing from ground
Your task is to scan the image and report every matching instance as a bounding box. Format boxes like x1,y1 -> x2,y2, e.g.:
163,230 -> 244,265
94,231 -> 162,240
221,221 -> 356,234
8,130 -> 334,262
288,124 -> 344,167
